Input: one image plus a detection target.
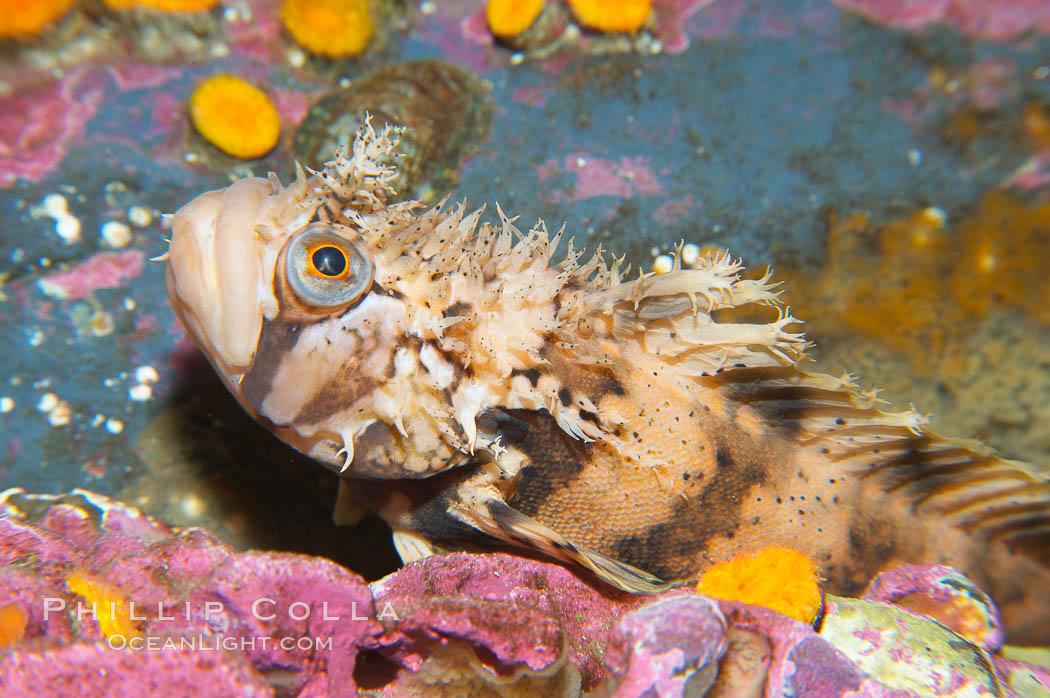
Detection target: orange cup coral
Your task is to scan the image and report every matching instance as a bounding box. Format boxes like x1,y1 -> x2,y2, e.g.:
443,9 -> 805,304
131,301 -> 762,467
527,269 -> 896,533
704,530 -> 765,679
487,0 -> 545,39
101,0 -> 219,10
0,603 -> 27,649
0,0 -> 75,38
281,0 -> 373,57
696,546 -> 823,625
66,571 -> 142,641
567,0 -> 651,33
189,74 -> 281,160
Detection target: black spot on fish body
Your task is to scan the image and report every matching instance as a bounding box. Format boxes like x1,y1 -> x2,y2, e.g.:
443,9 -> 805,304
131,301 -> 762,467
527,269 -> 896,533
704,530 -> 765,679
579,409 -> 600,426
510,367 -> 541,387
558,388 -> 572,407
373,284 -> 406,301
443,301 -> 472,318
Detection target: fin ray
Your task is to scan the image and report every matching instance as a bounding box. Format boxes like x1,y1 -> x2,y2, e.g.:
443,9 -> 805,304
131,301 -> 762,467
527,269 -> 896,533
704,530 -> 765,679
451,491 -> 670,593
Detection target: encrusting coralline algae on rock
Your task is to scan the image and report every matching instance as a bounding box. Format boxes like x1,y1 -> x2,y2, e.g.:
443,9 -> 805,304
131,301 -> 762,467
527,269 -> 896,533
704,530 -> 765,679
0,489 -> 1047,697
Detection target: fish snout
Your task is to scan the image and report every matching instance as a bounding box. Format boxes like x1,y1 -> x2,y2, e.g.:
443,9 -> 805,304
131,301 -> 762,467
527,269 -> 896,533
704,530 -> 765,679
167,177 -> 271,375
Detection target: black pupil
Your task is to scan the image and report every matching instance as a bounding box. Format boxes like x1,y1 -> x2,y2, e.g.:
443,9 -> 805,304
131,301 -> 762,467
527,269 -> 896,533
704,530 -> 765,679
312,246 -> 347,277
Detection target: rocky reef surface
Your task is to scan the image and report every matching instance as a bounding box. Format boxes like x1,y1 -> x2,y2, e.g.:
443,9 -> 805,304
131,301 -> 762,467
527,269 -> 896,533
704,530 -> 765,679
0,488 -> 1047,697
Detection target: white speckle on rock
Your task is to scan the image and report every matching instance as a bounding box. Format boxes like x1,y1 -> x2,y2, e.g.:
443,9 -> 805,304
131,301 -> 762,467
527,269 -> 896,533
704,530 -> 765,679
653,254 -> 674,274
921,206 -> 947,228
105,417 -> 124,435
42,193 -> 68,216
128,383 -> 153,402
179,493 -> 205,519
47,400 -> 72,427
37,392 -> 59,412
682,243 -> 701,266
127,205 -> 154,228
100,220 -> 133,248
54,214 -> 81,245
134,366 -> 159,384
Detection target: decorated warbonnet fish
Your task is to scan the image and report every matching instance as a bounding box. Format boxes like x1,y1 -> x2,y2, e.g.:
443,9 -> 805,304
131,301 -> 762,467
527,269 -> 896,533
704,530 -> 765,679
166,123 -> 1050,643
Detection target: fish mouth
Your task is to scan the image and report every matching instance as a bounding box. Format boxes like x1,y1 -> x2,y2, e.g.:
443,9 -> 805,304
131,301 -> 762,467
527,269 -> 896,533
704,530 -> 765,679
166,178 -> 271,377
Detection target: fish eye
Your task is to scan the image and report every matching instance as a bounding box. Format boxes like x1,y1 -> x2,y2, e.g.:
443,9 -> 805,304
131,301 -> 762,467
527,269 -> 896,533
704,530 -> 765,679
310,245 -> 348,278
285,225 -> 373,309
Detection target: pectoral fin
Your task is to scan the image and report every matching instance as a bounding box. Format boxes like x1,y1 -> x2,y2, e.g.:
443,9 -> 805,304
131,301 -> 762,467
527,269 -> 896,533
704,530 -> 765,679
391,527 -> 444,564
450,489 -> 671,594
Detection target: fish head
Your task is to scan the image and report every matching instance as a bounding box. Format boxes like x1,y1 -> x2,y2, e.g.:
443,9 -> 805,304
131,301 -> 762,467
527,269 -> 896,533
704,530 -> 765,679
166,124 -> 472,479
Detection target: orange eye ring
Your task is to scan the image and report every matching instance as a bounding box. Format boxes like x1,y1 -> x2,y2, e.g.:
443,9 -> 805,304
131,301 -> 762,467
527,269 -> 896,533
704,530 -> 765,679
284,225 -> 373,309
306,243 -> 351,280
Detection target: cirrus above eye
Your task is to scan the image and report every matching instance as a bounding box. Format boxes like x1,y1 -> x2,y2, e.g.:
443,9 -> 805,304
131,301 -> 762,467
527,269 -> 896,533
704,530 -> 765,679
284,225 -> 373,308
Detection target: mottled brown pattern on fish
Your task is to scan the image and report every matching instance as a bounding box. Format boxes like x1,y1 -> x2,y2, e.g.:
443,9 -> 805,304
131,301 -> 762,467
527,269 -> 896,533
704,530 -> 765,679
294,359 -> 377,425
239,318 -> 301,408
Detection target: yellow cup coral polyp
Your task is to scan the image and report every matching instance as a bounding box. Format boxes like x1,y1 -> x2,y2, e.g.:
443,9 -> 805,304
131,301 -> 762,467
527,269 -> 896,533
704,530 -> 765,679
281,0 -> 373,57
66,571 -> 142,641
101,0 -> 219,10
696,546 -> 823,625
189,74 -> 281,160
568,0 -> 651,33
0,602 -> 27,648
0,0 -> 75,38
487,0 -> 545,39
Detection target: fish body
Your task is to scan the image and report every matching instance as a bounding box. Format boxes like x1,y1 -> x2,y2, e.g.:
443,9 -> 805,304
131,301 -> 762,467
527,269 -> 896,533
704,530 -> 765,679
166,124 -> 1050,642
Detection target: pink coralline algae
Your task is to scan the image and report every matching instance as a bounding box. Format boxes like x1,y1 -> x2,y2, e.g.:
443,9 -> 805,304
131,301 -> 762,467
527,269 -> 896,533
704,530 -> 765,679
652,193 -> 702,226
1,489 -> 1049,697
831,0 -> 1050,41
537,153 -> 665,203
0,69 -> 104,188
651,0 -> 720,51
2,644 -> 273,697
37,251 -> 146,301
862,563 -> 1005,651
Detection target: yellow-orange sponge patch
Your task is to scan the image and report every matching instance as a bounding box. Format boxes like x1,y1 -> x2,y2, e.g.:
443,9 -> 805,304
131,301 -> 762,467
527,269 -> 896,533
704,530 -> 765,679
568,0 -> 651,33
0,0 -> 75,38
281,0 -> 372,57
487,0 -> 544,39
696,546 -> 823,625
0,602 -> 28,648
189,74 -> 281,160
66,571 -> 142,641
